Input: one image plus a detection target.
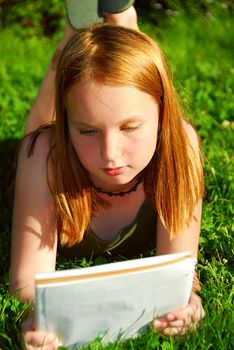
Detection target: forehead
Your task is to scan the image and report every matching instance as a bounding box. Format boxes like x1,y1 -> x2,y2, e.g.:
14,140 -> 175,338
66,80 -> 158,116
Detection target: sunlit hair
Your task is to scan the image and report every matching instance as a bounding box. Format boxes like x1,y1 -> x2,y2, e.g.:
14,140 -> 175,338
52,24 -> 204,246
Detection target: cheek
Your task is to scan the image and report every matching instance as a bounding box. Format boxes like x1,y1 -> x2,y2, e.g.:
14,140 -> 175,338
134,124 -> 158,151
70,133 -> 98,164
131,125 -> 158,163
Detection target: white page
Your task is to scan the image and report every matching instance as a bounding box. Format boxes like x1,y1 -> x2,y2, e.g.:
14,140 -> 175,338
35,253 -> 195,348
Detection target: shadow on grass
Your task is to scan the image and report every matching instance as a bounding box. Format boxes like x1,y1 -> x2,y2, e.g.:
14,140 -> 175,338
0,138 -> 30,350
0,138 -> 19,275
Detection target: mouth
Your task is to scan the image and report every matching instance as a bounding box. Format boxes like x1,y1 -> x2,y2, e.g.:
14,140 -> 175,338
103,167 -> 126,176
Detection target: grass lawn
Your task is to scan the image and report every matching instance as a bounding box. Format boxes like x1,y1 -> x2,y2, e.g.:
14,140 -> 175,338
0,4 -> 233,350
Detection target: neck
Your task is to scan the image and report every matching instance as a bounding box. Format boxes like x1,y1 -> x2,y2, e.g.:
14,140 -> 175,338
91,175 -> 143,197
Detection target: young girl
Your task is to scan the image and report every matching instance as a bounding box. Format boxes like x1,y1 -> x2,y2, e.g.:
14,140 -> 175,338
10,24 -> 205,349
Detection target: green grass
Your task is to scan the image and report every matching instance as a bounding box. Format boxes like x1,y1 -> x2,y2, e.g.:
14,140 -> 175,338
0,6 -> 233,350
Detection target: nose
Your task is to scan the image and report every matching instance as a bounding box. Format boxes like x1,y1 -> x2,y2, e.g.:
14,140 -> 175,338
100,131 -> 122,162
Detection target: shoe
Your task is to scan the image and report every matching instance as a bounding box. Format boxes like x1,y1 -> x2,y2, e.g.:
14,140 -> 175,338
65,0 -> 103,30
100,0 -> 134,14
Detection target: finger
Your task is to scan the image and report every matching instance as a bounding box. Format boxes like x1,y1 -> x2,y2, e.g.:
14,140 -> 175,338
164,326 -> 192,336
166,319 -> 185,328
26,345 -> 58,350
162,327 -> 184,336
23,331 -> 59,349
153,319 -> 169,330
189,294 -> 205,323
154,295 -> 205,332
154,312 -> 185,330
23,341 -> 60,350
166,313 -> 176,322
166,305 -> 195,325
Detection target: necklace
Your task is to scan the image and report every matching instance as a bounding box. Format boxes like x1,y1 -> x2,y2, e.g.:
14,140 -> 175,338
92,175 -> 143,197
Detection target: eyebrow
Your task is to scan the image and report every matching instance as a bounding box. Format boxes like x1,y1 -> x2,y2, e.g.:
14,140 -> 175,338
70,117 -> 144,128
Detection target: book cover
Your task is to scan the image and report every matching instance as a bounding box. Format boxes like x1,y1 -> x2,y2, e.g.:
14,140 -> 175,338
35,252 -> 195,348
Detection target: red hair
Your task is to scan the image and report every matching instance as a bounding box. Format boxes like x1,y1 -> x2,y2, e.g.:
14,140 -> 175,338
52,24 -> 204,246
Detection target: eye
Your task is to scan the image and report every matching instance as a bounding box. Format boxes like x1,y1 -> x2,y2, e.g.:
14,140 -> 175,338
79,128 -> 99,136
121,125 -> 139,132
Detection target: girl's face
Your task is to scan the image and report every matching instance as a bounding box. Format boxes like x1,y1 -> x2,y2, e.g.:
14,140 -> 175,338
66,81 -> 159,191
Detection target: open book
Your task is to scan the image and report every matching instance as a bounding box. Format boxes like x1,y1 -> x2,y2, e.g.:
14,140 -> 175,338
35,252 -> 195,348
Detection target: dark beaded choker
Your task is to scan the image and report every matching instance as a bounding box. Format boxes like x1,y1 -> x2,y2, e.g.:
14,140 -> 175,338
92,175 -> 143,197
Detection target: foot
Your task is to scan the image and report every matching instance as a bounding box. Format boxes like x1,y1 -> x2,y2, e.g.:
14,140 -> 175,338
103,5 -> 138,30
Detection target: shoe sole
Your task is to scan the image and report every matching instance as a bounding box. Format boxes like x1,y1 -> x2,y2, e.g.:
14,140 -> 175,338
65,0 -> 103,30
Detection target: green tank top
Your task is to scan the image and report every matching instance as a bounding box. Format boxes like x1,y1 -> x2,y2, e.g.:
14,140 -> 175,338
59,201 -> 157,260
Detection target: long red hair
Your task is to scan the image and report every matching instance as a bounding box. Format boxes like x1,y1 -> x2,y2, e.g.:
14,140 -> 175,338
52,24 -> 204,246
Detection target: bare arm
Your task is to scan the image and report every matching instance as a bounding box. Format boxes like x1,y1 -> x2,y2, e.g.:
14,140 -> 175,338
154,124 -> 204,335
154,199 -> 204,336
10,132 -> 57,302
24,23 -> 76,134
156,199 -> 202,259
9,132 -> 60,348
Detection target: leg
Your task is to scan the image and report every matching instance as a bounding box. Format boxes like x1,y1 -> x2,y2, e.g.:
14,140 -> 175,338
25,2 -> 138,134
101,1 -> 138,30
103,5 -> 138,30
24,22 -> 76,134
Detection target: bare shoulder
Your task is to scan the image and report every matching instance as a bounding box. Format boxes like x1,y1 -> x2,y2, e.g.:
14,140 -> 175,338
182,119 -> 201,153
19,127 -> 53,164
16,127 -> 54,197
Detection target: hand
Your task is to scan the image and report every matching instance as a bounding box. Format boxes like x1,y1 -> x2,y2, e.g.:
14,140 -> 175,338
153,292 -> 205,336
21,316 -> 61,349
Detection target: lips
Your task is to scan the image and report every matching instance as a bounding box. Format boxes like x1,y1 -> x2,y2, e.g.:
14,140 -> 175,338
103,167 -> 126,176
